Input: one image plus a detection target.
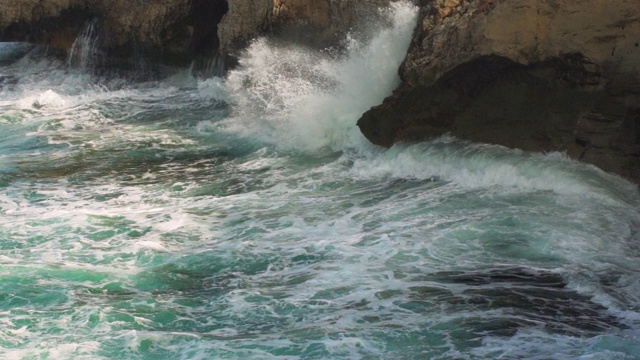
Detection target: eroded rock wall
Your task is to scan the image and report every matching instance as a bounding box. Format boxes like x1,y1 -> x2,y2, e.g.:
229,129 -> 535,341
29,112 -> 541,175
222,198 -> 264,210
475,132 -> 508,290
270,0 -> 391,46
401,0 -> 640,88
359,0 -> 640,183
0,0 -> 221,66
217,0 -> 272,52
0,0 -> 393,68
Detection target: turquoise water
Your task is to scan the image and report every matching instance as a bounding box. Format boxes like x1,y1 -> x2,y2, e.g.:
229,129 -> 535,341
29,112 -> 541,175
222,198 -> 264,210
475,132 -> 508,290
1,3 -> 640,359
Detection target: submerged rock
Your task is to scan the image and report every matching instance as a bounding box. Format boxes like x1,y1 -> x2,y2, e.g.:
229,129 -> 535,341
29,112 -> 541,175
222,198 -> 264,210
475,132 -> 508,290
0,42 -> 35,66
358,0 -> 640,183
424,266 -> 628,337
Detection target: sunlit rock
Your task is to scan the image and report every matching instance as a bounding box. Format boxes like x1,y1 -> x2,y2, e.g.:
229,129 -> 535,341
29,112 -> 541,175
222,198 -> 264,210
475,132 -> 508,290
358,0 -> 640,183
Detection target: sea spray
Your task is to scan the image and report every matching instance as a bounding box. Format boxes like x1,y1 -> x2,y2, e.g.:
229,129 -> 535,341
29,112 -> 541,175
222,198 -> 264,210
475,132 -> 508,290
1,0 -> 640,358
221,1 -> 418,152
349,137 -> 640,201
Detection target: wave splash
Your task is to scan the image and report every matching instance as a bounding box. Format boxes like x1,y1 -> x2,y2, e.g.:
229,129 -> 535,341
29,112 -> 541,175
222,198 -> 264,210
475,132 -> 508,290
1,3 -> 640,359
219,1 -> 418,151
349,138 -> 640,201
211,0 -> 640,198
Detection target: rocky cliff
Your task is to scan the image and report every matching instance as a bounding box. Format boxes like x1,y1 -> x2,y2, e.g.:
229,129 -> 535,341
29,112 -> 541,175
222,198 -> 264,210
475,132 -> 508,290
3,0 -> 638,182
358,0 -> 640,183
0,0 -> 263,69
0,0 -> 388,71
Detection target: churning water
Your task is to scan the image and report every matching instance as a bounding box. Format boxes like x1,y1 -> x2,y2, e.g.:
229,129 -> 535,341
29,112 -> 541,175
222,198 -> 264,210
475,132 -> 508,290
1,3 -> 640,359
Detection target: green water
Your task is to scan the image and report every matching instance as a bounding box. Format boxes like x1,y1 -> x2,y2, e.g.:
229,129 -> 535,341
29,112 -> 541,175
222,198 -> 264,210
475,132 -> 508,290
1,3 -> 640,359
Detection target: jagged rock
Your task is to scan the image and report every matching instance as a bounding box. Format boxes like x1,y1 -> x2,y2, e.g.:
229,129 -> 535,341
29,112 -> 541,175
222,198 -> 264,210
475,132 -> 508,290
218,0 -> 272,52
0,0 -> 391,71
0,0 -> 226,68
359,0 -> 640,183
400,0 -> 640,88
270,0 -> 391,47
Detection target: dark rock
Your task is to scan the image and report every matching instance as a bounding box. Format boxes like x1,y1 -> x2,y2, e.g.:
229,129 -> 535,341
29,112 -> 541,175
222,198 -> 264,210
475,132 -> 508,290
409,266 -> 628,338
0,0 -> 391,74
0,42 -> 35,65
358,0 -> 640,184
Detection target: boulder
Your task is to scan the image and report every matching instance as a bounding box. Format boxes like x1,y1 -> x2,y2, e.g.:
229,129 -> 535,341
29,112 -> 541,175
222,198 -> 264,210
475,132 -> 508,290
358,0 -> 640,183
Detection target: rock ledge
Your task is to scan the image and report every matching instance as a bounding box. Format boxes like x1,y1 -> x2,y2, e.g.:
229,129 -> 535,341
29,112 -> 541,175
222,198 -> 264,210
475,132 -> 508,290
358,0 -> 640,183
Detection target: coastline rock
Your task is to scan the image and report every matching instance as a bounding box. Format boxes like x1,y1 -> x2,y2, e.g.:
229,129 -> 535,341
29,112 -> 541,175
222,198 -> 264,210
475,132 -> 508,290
0,0 -> 391,71
358,0 -> 640,183
0,0 -> 227,69
217,0 -> 272,52
270,0 -> 391,48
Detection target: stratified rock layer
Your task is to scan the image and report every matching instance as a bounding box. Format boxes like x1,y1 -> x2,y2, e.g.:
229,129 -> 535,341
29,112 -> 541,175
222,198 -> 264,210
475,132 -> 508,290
358,0 -> 640,183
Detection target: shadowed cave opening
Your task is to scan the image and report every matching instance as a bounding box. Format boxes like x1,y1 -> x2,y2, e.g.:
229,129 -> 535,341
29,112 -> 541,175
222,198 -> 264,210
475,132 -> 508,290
0,0 -> 231,76
189,0 -> 229,56
0,6 -> 98,55
187,0 -> 230,76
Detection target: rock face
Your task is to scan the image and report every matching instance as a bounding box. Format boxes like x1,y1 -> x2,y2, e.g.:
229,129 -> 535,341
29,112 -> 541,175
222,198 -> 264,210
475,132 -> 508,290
270,0 -> 391,47
218,0 -> 272,52
0,0 -> 389,71
358,0 -> 640,183
0,0 -> 229,68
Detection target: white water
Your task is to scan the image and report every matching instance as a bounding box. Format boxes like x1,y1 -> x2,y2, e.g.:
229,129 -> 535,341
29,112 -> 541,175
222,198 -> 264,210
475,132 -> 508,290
1,2 -> 640,359
218,2 -> 417,152
68,19 -> 101,70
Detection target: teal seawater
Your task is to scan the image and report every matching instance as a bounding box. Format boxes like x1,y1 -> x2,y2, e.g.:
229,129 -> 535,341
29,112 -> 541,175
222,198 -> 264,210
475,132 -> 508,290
1,3 -> 640,359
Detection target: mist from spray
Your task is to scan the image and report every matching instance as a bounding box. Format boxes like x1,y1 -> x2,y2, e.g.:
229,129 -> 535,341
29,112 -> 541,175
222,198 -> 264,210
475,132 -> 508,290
1,1 -> 640,359
219,2 -> 418,152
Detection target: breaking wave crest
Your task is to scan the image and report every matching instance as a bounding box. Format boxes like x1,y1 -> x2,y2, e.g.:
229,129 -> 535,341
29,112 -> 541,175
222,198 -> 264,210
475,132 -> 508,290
218,1 -> 418,151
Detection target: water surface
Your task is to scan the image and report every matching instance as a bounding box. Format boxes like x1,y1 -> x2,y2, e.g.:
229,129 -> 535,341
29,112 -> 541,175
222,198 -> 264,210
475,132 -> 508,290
1,3 -> 640,359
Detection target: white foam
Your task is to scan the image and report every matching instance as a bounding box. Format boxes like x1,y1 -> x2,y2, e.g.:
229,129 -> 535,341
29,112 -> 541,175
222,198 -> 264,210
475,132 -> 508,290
195,77 -> 230,102
221,1 -> 418,152
1,2 -> 639,358
349,139 -> 640,201
0,194 -> 19,213
16,89 -> 68,110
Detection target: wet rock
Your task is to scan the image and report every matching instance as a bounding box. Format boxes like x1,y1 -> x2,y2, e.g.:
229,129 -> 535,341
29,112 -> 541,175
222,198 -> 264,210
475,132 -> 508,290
358,0 -> 640,184
0,0 -> 228,69
0,0 -> 392,72
270,0 -> 391,48
424,266 -> 628,337
217,0 -> 272,53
